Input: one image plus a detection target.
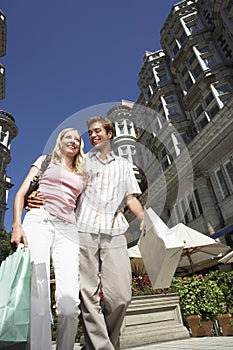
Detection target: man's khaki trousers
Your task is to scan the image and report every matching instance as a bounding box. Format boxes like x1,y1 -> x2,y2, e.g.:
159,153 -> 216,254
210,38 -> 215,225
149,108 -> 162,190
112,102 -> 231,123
79,233 -> 132,350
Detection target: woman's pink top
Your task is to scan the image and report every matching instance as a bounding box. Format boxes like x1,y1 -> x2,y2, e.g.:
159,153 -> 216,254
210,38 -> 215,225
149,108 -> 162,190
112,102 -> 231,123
33,155 -> 86,224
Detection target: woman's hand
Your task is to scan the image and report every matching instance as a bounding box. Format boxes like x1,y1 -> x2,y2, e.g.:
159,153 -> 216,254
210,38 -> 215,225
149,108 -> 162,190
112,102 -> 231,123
11,224 -> 28,250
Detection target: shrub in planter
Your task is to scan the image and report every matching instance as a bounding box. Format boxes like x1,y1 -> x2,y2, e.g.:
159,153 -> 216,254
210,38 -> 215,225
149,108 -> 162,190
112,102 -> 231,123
206,270 -> 233,315
205,270 -> 233,335
168,274 -> 226,323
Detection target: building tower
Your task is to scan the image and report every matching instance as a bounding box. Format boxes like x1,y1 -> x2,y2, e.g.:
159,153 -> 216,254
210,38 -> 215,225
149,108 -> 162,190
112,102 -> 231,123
0,10 -> 18,233
107,100 -> 142,185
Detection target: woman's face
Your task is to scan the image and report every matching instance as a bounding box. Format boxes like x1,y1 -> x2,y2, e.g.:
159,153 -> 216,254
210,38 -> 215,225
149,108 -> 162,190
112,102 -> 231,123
60,130 -> 81,157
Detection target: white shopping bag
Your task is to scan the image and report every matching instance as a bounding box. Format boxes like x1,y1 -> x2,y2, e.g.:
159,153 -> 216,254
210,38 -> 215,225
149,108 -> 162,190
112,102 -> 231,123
30,262 -> 51,350
139,207 -> 184,289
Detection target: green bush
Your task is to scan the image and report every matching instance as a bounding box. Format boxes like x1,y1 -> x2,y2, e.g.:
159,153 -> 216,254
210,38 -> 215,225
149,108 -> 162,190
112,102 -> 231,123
131,271 -> 229,322
0,229 -> 12,265
205,270 -> 233,314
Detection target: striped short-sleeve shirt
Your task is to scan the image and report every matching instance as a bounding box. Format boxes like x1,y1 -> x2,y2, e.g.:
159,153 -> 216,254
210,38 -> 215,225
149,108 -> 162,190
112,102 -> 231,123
76,150 -> 141,235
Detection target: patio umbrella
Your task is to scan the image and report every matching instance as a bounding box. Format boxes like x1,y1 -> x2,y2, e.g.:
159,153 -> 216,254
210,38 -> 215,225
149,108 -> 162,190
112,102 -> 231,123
128,210 -> 230,275
218,250 -> 233,264
170,223 -> 230,274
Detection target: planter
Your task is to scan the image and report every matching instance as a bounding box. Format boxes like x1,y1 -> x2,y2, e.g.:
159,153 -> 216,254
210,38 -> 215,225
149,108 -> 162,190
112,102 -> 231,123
186,315 -> 213,337
119,293 -> 190,348
218,314 -> 233,336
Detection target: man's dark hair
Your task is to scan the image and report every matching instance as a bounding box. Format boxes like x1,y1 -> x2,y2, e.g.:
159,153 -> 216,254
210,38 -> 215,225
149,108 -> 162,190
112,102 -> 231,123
87,116 -> 114,135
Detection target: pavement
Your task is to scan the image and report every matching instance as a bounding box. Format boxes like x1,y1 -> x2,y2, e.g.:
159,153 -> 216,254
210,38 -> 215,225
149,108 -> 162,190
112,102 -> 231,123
52,336 -> 233,349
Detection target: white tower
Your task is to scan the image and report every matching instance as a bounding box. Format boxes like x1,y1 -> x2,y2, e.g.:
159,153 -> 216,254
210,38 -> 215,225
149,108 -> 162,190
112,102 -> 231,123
107,100 -> 141,185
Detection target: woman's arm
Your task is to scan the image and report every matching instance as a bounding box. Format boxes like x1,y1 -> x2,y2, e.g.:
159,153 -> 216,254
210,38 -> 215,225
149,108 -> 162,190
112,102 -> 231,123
11,165 -> 39,248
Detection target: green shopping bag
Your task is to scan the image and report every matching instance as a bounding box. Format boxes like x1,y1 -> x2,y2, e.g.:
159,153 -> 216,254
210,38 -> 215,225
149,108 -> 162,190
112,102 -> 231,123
0,244 -> 31,348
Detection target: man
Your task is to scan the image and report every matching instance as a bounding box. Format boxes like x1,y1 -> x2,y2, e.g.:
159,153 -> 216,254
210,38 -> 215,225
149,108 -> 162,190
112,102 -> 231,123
28,116 -> 144,350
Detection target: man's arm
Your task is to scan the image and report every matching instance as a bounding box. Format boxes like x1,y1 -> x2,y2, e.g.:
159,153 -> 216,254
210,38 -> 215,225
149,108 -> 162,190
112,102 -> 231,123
26,191 -> 44,210
126,194 -> 144,230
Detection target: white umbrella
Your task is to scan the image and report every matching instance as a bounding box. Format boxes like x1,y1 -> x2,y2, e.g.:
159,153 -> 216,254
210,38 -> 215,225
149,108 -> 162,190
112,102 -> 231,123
128,245 -> 141,258
170,223 -> 230,273
218,250 -> 233,264
128,220 -> 230,274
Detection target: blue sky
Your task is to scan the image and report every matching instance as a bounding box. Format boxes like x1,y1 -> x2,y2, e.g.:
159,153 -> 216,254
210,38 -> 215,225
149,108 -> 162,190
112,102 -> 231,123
0,0 -> 176,231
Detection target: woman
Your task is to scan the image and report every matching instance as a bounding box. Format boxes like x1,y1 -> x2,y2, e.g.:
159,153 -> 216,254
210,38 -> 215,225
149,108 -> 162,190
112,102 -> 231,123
11,128 -> 87,350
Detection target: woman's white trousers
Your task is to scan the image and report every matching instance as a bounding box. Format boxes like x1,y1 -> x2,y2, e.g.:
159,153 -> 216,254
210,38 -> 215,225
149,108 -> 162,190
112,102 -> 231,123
23,207 -> 80,350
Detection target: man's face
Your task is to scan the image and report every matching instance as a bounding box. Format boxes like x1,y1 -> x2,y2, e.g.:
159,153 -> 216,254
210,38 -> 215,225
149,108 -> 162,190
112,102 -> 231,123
88,122 -> 112,149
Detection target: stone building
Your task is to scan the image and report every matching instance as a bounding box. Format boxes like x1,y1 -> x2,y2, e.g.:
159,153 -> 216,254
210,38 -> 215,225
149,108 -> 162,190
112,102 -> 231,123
0,10 -> 18,233
130,0 -> 233,249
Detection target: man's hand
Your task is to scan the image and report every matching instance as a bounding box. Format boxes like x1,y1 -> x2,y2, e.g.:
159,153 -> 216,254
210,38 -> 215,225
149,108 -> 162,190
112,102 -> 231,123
25,191 -> 44,211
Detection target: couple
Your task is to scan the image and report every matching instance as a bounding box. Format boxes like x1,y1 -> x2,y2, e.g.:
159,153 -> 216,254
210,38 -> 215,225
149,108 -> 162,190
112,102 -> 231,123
11,116 -> 144,350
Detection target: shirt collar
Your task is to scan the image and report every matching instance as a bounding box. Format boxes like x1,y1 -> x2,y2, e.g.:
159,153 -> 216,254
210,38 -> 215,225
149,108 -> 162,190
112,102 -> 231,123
89,149 -> 116,163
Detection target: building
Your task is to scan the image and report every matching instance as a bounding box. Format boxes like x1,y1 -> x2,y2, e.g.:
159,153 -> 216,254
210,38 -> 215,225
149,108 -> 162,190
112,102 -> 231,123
0,10 -> 18,233
0,9 -> 6,100
132,0 -> 233,252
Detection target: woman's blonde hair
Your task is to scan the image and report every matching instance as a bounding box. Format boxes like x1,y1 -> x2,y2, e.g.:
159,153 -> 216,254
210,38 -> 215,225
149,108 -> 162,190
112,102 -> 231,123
52,128 -> 87,177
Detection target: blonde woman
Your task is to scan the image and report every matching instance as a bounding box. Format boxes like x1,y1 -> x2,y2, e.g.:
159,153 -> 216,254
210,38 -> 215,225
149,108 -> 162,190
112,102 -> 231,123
11,128 -> 87,350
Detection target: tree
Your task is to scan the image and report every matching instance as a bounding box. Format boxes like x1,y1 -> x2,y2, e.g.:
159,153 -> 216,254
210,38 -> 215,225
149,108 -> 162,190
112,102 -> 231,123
0,228 -> 12,265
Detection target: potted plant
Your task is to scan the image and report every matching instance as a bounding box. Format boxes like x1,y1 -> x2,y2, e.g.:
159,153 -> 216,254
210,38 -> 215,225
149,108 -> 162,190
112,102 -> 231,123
168,274 -> 226,337
207,270 -> 233,336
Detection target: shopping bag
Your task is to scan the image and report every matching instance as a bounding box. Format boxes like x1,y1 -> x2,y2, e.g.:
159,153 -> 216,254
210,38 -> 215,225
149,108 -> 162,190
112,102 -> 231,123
139,207 -> 184,289
0,244 -> 31,348
30,262 -> 51,349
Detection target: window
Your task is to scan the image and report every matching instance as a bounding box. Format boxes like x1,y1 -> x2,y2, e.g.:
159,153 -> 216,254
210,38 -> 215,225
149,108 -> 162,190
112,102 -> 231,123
165,95 -> 175,104
181,66 -> 188,77
180,132 -> 189,143
172,42 -> 179,56
209,104 -> 219,119
216,168 -> 230,198
158,102 -> 163,112
199,117 -> 208,129
0,130 -> 6,142
180,199 -> 189,224
163,95 -> 179,118
197,44 -> 217,69
216,84 -> 231,95
189,54 -> 196,65
121,146 -> 127,155
198,46 -> 211,53
151,81 -> 157,92
224,161 -> 233,188
179,30 -> 186,45
175,205 -> 182,222
127,123 -> 132,134
205,92 -> 214,105
186,194 -> 197,221
192,63 -> 202,79
192,83 -> 227,132
130,146 -> 136,155
185,75 -> 193,89
195,104 -> 204,117
158,147 -> 172,170
183,14 -> 202,35
188,22 -> 200,34
203,55 -> 217,67
168,105 -> 179,117
118,124 -> 124,134
226,1 -> 233,13
194,189 -> 203,215
158,74 -> 168,83
215,83 -> 232,105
